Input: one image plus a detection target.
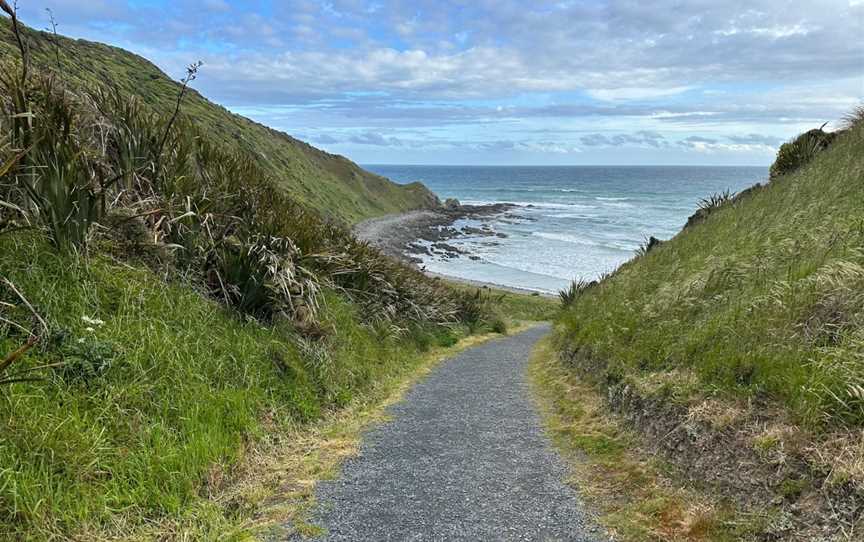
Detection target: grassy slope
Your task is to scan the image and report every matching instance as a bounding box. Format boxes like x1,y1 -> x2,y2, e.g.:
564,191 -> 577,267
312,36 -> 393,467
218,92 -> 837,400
0,24 -> 436,224
556,119 -> 864,426
0,17 -> 557,541
0,234 -> 473,539
0,239 -> 551,539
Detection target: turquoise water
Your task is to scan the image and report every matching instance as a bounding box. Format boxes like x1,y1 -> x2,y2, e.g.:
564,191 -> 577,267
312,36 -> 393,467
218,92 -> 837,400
366,165 -> 767,293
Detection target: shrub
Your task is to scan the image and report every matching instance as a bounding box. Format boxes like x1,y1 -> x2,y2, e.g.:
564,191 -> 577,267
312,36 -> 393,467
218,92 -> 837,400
206,234 -> 319,322
634,236 -> 663,258
490,315 -> 508,334
434,329 -> 458,347
769,126 -> 836,180
451,288 -> 507,333
559,279 -> 594,307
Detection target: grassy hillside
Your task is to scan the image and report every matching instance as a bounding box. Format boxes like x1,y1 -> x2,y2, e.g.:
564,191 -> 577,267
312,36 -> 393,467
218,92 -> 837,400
0,12 -> 553,539
0,235 -> 418,537
0,235 -> 554,539
555,116 -> 864,427
0,22 -> 437,224
550,114 -> 864,539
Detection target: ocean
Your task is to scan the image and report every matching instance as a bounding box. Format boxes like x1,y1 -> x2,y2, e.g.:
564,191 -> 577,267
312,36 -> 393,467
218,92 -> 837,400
365,165 -> 768,294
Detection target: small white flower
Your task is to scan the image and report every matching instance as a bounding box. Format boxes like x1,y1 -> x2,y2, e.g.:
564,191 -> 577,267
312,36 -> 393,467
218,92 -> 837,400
77,338 -> 86,344
85,327 -> 96,333
82,316 -> 105,326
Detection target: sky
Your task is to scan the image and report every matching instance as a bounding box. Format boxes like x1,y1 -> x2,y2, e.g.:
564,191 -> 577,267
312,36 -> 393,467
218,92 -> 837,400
12,0 -> 864,165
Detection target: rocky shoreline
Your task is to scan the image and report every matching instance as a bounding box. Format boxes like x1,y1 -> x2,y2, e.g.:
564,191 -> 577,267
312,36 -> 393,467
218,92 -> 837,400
353,201 -> 553,297
354,201 -> 522,264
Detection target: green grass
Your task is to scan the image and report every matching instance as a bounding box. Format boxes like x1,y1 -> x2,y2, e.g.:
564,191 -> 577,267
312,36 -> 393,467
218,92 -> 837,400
0,234 -> 469,539
529,338 -> 756,542
440,280 -> 558,324
0,23 -> 436,224
555,119 -> 864,427
0,14 -> 519,540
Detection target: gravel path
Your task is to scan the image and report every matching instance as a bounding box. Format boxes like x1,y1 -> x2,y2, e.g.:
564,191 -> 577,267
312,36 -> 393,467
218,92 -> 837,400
293,325 -> 606,541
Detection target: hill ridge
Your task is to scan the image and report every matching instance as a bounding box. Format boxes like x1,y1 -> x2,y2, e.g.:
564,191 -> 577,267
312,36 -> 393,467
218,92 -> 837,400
0,22 -> 439,223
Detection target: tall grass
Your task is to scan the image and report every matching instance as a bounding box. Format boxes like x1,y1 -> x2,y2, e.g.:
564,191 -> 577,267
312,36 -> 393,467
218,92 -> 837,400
555,118 -> 864,427
0,235 -> 463,538
0,10 -> 505,539
0,32 -> 477,331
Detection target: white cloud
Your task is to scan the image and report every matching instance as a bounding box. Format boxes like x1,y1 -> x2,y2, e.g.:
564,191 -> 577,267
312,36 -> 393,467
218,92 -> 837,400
13,0 -> 862,164
588,86 -> 694,102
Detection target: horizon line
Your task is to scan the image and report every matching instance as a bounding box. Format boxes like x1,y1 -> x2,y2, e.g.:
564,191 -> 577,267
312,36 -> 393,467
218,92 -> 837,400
361,163 -> 770,168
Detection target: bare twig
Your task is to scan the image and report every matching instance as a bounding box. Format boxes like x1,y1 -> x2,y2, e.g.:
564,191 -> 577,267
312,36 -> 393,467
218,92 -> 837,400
0,143 -> 32,177
3,359 -> 65,377
0,334 -> 37,374
0,376 -> 44,385
45,8 -> 62,70
0,1 -> 33,158
154,61 -> 202,176
1,0 -> 29,85
112,208 -> 164,225
0,314 -> 30,335
1,277 -> 48,337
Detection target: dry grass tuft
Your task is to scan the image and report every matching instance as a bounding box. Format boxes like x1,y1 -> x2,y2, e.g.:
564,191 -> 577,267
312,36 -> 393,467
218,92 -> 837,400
687,399 -> 747,431
807,431 -> 864,490
529,338 -> 747,541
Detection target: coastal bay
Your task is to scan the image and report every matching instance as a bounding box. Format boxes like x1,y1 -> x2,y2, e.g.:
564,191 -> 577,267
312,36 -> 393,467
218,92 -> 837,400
363,165 -> 767,293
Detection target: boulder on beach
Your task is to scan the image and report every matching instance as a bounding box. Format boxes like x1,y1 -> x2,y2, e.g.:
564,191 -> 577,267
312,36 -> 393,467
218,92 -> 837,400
443,198 -> 461,210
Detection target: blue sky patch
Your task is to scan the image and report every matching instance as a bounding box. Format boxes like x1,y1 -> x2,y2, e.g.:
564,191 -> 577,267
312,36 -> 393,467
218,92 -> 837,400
15,0 -> 864,165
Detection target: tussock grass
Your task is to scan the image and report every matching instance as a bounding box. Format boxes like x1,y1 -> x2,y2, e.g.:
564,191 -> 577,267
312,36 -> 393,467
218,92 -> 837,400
559,279 -> 594,308
697,190 -> 733,214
